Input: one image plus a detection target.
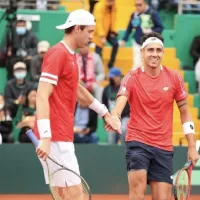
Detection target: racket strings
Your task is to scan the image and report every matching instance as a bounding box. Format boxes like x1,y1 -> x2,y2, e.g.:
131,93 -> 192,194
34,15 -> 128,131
175,170 -> 190,199
50,180 -> 90,200
46,160 -> 90,200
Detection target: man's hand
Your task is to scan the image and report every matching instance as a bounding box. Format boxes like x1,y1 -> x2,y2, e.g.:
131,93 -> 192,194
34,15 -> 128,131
188,146 -> 199,166
104,113 -> 121,134
36,138 -> 51,161
101,37 -> 107,46
119,40 -> 126,47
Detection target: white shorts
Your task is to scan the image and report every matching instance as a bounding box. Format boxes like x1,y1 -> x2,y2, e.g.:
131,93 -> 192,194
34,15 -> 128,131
39,142 -> 81,187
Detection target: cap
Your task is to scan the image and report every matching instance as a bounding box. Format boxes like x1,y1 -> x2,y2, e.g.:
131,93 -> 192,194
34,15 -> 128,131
56,9 -> 96,30
108,67 -> 122,78
38,41 -> 50,53
13,62 -> 26,70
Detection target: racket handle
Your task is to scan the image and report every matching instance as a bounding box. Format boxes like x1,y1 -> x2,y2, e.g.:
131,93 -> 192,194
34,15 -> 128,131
26,129 -> 39,147
186,160 -> 192,167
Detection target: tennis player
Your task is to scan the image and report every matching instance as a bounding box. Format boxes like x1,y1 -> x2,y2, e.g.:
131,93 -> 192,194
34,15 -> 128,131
33,9 -> 121,194
109,32 -> 199,200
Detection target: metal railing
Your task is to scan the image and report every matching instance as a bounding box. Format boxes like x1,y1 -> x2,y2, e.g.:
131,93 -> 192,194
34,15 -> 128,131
178,1 -> 200,14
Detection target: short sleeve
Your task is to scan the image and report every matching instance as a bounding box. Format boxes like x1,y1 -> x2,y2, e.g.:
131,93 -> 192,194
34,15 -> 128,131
39,49 -> 66,85
117,72 -> 133,99
174,72 -> 188,102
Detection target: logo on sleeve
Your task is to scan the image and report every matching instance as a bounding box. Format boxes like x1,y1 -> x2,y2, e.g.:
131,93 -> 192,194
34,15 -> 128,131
121,87 -> 126,93
190,124 -> 194,130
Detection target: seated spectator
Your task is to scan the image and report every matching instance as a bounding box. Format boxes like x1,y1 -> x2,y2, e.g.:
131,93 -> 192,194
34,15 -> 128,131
102,67 -> 130,144
77,44 -> 105,101
16,88 -> 36,143
93,0 -> 119,69
30,41 -> 50,85
5,19 -> 38,79
0,93 -> 13,143
74,102 -> 98,144
36,0 -> 60,10
120,0 -> 163,70
4,62 -> 33,118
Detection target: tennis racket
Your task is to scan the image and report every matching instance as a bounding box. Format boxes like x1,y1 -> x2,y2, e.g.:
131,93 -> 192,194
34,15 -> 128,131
173,160 -> 193,200
26,129 -> 91,200
173,140 -> 200,200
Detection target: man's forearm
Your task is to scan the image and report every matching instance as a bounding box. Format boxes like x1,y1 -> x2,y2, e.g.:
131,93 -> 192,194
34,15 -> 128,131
36,95 -> 50,119
185,134 -> 196,148
77,83 -> 94,107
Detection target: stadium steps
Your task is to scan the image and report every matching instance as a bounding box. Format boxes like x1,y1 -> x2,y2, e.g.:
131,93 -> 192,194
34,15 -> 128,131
60,0 -> 88,12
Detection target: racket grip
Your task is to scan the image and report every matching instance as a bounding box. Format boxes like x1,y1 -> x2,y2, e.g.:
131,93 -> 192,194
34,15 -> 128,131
186,160 -> 192,167
26,129 -> 39,147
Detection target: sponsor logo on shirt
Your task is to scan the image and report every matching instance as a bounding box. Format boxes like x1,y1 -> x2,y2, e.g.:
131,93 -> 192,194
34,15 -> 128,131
163,87 -> 169,91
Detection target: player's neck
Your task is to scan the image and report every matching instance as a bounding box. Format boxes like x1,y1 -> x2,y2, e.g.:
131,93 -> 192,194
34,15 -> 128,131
62,36 -> 76,52
142,65 -> 162,77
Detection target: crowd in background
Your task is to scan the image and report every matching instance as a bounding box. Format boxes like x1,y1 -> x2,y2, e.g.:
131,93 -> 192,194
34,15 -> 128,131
0,0 -> 200,145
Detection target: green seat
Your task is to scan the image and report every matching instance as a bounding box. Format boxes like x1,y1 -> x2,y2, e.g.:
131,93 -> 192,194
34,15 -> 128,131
162,29 -> 175,47
184,70 -> 196,94
0,67 -> 7,93
96,118 -> 108,143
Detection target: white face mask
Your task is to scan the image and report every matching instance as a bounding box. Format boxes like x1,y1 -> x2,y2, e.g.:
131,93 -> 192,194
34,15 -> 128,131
14,71 -> 27,80
0,103 -> 4,110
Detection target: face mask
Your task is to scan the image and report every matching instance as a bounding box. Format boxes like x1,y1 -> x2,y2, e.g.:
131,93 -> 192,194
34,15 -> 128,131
0,103 -> 4,110
16,27 -> 26,35
14,71 -> 27,80
109,78 -> 115,86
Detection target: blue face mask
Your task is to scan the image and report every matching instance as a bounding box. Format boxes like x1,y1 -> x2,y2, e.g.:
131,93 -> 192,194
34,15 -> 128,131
14,71 -> 27,80
16,27 -> 26,35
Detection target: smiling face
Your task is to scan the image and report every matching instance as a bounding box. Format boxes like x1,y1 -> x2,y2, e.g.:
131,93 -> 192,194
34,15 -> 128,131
141,43 -> 164,69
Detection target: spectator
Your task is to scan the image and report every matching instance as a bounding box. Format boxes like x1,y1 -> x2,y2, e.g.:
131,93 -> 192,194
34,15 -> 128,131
4,62 -> 33,118
190,35 -> 200,67
89,0 -> 99,13
93,0 -> 119,69
190,35 -> 200,92
102,67 -> 130,144
16,88 -> 36,143
0,94 -> 13,143
74,102 -> 98,144
30,41 -> 50,85
76,44 -> 105,101
36,0 -> 60,10
5,19 -> 38,79
120,0 -> 164,69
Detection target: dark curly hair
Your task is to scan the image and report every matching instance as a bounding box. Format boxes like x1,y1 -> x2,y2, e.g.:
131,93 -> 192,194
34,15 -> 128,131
140,32 -> 164,45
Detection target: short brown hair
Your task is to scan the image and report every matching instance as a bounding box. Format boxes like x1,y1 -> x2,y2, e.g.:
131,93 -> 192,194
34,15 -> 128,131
140,32 -> 164,45
64,25 -> 87,34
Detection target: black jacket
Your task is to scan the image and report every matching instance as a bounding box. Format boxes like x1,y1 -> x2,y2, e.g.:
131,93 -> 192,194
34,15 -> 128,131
190,35 -> 200,66
12,30 -> 38,57
4,78 -> 33,117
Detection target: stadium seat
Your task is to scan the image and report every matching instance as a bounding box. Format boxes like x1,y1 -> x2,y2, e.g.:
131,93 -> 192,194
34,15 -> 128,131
0,68 -> 7,93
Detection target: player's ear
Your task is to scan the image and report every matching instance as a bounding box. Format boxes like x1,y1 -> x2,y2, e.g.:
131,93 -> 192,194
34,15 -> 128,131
140,49 -> 144,59
74,25 -> 80,33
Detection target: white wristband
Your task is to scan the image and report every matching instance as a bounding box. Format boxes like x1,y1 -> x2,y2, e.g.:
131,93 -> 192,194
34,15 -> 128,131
89,98 -> 108,117
182,121 -> 195,135
37,119 -> 52,138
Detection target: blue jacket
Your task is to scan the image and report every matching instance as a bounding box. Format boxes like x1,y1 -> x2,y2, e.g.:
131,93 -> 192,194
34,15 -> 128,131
122,7 -> 164,45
